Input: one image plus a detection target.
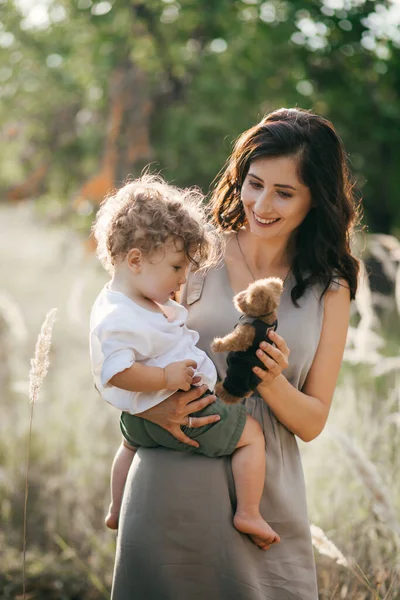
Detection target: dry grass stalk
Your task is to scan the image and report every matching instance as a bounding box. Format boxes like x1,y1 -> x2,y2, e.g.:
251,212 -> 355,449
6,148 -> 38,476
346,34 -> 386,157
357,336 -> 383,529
54,534 -> 109,598
28,308 -> 57,405
382,570 -> 399,600
311,524 -> 382,599
355,260 -> 375,327
328,426 -> 400,537
344,260 -> 384,365
310,524 -> 349,567
396,263 -> 400,317
23,308 -> 58,600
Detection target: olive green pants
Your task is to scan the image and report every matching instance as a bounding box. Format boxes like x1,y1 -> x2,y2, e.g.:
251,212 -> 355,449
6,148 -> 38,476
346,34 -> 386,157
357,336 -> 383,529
120,393 -> 247,458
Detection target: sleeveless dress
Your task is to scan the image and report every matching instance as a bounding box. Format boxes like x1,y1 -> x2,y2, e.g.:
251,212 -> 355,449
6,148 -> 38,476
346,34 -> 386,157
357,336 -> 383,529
111,262 -> 330,600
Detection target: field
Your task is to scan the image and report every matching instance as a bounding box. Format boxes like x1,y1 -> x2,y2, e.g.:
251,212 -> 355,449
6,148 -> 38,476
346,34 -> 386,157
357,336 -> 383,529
1,204 -> 399,599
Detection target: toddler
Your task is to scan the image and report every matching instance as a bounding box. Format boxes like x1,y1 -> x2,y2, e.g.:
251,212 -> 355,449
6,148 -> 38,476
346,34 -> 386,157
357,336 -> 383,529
89,174 -> 280,550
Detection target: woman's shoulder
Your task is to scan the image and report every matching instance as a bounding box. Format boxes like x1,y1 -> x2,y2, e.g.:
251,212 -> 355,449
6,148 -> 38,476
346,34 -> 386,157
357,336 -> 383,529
299,268 -> 350,294
287,271 -> 350,310
322,271 -> 350,296
323,277 -> 351,312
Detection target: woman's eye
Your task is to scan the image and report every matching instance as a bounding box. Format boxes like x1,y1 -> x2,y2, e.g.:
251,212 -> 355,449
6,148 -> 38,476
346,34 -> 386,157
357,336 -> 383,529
173,266 -> 181,272
278,190 -> 292,199
250,181 -> 262,189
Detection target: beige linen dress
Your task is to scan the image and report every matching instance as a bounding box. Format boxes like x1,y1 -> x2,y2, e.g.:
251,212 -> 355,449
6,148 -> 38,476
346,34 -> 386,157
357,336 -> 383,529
111,261 -> 328,600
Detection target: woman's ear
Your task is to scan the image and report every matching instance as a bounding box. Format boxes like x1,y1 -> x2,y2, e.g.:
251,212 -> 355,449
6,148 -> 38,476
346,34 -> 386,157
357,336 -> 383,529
126,248 -> 142,272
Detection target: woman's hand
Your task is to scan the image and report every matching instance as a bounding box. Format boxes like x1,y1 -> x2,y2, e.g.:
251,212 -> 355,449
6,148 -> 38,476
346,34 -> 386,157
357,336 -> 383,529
253,330 -> 290,386
136,385 -> 219,448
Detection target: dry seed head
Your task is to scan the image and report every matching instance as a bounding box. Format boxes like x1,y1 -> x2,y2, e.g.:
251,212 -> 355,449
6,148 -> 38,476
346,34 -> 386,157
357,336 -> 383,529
396,263 -> 400,317
310,524 -> 349,567
28,308 -> 57,405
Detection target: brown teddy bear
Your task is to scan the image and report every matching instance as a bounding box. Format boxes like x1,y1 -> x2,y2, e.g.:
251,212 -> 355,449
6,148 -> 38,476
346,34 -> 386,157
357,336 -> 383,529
211,277 -> 283,404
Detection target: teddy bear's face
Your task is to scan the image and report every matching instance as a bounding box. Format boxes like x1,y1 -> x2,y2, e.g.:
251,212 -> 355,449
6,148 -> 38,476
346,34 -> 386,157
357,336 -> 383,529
234,277 -> 283,317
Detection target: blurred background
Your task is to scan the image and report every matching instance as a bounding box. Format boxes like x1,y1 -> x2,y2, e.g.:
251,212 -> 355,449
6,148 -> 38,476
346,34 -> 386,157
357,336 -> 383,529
1,0 -> 400,598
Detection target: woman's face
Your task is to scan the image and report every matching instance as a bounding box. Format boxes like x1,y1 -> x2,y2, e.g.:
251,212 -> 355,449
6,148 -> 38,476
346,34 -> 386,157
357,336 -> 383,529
240,155 -> 313,242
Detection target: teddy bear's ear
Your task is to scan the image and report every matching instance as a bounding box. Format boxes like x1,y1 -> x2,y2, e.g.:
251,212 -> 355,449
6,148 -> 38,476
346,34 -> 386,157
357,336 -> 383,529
264,279 -> 283,305
233,290 -> 249,313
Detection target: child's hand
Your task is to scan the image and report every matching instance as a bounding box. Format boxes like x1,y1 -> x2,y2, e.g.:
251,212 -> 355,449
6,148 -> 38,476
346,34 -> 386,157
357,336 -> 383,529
164,360 -> 197,391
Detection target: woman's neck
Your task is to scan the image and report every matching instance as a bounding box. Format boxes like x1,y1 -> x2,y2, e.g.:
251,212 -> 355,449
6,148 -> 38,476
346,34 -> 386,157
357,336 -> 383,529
239,227 -> 293,275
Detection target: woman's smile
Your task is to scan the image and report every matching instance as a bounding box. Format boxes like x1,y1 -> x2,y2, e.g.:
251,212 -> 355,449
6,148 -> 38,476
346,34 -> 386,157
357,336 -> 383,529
241,156 -> 313,240
252,211 -> 281,227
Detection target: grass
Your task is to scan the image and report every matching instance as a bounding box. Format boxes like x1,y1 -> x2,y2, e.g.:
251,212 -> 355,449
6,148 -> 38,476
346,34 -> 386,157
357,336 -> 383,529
1,203 -> 399,599
23,308 -> 58,598
301,237 -> 400,598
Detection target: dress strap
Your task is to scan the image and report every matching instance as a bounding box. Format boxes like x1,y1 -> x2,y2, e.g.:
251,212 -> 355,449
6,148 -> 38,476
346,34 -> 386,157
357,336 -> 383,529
183,269 -> 206,306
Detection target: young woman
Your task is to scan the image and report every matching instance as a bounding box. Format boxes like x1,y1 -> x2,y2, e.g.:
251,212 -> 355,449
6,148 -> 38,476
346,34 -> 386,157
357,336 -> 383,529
111,107 -> 360,600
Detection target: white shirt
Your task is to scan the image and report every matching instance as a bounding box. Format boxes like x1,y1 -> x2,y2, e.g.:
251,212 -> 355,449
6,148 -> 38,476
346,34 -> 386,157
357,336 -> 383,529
90,286 -> 217,414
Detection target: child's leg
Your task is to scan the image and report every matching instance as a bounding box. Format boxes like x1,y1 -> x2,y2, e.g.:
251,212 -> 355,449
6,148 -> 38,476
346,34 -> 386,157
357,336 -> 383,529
232,415 -> 280,550
105,440 -> 136,530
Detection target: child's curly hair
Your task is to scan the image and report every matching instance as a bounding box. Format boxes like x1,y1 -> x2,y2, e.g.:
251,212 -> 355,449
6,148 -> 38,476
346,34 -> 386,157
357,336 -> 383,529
92,174 -> 221,274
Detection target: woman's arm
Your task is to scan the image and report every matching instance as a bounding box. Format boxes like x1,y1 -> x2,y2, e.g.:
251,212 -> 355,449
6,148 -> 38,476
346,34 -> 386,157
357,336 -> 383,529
255,283 -> 351,442
136,385 -> 219,447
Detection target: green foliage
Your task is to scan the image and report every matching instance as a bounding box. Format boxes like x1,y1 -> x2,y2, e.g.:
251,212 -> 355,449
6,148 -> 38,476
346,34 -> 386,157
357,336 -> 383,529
0,1 -> 400,230
1,537 -> 111,600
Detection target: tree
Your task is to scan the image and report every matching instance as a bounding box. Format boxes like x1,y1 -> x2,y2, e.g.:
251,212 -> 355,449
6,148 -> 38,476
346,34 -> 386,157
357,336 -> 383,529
0,0 -> 399,233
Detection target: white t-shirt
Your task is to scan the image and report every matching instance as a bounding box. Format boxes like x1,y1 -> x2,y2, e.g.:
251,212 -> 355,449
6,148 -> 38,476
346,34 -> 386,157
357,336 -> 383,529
90,286 -> 217,414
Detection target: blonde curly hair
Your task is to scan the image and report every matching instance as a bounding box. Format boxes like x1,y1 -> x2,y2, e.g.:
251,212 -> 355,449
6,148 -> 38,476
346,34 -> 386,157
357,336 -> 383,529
92,174 -> 221,274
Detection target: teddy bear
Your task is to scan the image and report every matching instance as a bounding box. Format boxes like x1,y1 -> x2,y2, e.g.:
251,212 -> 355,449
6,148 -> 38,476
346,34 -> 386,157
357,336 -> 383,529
211,277 -> 283,404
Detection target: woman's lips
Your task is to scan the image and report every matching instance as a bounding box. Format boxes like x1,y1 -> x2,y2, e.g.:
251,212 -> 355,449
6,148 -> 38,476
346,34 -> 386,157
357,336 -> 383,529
252,211 -> 281,226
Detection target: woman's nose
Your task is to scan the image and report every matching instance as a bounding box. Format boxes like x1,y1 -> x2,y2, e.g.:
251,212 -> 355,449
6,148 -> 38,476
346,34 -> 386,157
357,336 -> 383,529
254,191 -> 273,213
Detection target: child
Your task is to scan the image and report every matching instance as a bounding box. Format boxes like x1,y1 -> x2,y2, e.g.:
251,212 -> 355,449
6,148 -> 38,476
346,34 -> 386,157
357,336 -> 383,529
89,174 -> 280,550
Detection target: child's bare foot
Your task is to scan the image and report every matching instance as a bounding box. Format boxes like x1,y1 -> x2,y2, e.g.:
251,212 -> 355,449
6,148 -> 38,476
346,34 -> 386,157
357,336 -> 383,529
250,535 -> 276,551
105,505 -> 119,530
233,512 -> 280,550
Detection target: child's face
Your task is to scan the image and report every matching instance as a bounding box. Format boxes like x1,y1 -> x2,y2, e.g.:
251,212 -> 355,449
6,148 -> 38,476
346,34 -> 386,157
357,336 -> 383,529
135,242 -> 192,304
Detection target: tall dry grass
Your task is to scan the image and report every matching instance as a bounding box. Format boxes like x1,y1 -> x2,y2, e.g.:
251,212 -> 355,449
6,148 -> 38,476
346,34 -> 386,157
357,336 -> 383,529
23,308 -> 57,599
0,206 -> 399,598
1,205 -> 116,599
302,233 -> 400,598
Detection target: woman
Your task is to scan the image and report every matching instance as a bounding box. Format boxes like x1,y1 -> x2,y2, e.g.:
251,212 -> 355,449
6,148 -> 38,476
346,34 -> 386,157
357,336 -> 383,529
111,108 -> 360,599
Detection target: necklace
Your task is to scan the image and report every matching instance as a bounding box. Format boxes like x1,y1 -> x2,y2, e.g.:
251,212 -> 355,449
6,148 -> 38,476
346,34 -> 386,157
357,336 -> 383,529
236,231 -> 291,284
236,231 -> 257,281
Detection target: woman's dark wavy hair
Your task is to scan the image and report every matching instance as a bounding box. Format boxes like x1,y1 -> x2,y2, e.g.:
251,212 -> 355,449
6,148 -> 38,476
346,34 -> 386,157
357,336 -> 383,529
210,107 -> 361,304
